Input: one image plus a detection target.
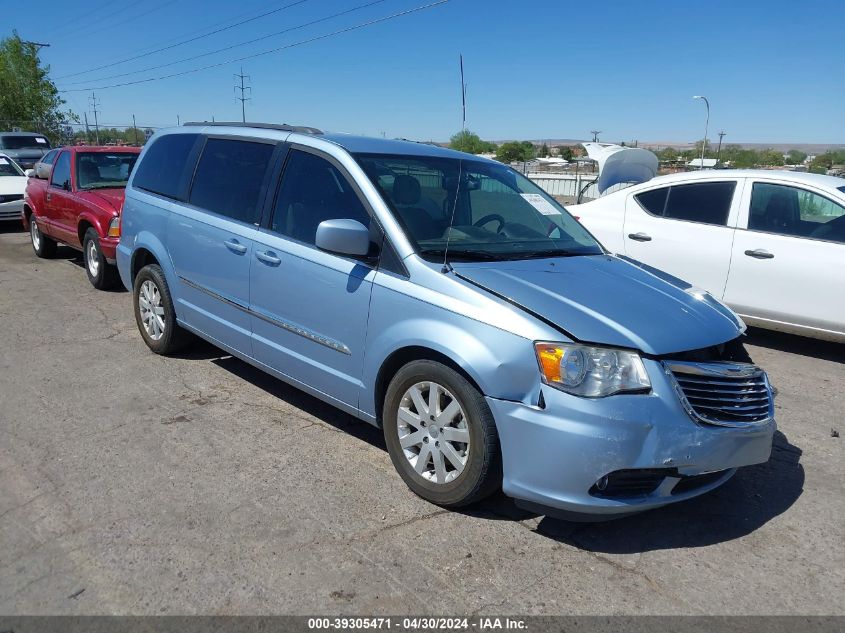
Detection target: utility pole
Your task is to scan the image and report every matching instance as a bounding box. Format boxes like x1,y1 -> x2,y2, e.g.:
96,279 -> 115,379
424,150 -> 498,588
21,40 -> 50,51
590,130 -> 601,142
88,92 -> 100,145
83,112 -> 90,144
717,131 -> 726,162
132,114 -> 139,145
177,115 -> 180,126
234,67 -> 252,123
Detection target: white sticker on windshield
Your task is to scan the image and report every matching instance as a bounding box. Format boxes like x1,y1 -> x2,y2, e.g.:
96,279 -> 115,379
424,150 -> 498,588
0,158 -> 9,165
520,193 -> 561,216
36,137 -> 47,144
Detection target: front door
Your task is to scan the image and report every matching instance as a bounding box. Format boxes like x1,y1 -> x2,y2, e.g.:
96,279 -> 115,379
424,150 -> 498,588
622,179 -> 741,296
166,136 -> 277,353
44,150 -> 76,244
723,180 -> 845,336
250,147 -> 377,408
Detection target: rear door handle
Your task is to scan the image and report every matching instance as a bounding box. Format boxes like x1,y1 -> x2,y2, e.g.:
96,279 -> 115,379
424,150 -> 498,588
744,249 -> 774,259
223,239 -> 247,254
45,192 -> 52,202
628,232 -> 652,242
255,250 -> 281,266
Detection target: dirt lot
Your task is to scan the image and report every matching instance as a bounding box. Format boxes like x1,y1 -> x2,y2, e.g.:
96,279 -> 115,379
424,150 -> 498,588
0,226 -> 842,615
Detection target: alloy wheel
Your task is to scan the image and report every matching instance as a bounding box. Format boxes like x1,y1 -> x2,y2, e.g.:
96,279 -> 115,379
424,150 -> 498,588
397,381 -> 470,484
138,279 -> 166,340
30,219 -> 40,250
86,239 -> 100,278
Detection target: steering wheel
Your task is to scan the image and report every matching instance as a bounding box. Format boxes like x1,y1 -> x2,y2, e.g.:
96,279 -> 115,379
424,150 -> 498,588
474,213 -> 506,233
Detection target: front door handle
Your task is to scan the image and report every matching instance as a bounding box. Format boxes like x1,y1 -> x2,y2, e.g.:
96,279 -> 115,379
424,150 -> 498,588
255,250 -> 281,266
744,249 -> 774,259
628,232 -> 652,242
223,239 -> 247,254
46,192 -> 52,202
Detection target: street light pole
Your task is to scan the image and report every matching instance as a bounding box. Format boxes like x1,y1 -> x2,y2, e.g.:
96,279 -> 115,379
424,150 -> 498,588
693,95 -> 710,169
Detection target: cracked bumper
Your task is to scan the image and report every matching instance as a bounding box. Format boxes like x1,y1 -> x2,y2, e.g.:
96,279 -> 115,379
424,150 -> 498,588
487,359 -> 775,519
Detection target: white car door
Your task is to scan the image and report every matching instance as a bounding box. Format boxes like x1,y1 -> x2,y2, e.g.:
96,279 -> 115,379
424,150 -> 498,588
621,178 -> 743,296
723,178 -> 845,338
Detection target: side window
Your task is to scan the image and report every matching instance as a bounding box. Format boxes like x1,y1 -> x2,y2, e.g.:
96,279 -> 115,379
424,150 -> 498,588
41,150 -> 58,165
132,133 -> 199,199
188,138 -> 275,224
50,151 -> 71,188
749,182 -> 845,243
270,149 -> 370,245
663,182 -> 735,226
634,186 -> 669,216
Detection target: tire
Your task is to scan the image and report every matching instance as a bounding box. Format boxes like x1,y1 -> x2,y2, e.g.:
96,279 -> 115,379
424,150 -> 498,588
30,215 -> 57,258
83,228 -> 118,290
132,264 -> 192,355
383,360 -> 501,508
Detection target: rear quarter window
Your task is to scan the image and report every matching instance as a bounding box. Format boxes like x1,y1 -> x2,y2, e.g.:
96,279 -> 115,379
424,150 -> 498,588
132,133 -> 200,200
634,187 -> 669,215
663,181 -> 736,226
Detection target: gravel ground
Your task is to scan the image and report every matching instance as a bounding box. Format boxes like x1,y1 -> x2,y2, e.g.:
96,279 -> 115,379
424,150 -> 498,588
0,226 -> 842,615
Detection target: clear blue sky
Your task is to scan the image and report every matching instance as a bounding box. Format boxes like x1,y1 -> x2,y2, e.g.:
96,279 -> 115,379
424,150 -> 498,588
6,0 -> 844,144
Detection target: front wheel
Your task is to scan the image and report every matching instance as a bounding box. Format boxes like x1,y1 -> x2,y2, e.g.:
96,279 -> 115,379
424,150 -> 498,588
30,216 -> 57,258
132,264 -> 192,355
383,360 -> 502,508
83,228 -> 118,290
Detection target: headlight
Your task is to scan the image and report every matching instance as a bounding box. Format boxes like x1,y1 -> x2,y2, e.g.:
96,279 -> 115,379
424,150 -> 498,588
534,342 -> 651,397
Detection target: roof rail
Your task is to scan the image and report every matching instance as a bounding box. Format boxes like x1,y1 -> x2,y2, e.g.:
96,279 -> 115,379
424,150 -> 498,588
183,121 -> 322,135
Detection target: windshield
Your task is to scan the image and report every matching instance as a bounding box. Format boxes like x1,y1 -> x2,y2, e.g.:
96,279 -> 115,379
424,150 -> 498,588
0,135 -> 50,150
0,156 -> 25,177
355,153 -> 603,261
76,152 -> 139,190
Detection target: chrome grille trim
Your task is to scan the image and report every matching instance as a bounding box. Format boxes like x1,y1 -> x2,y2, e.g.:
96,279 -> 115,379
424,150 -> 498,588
663,360 -> 774,428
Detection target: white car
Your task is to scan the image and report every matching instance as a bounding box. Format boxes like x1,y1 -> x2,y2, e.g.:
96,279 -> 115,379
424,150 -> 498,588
573,169 -> 845,342
0,152 -> 28,222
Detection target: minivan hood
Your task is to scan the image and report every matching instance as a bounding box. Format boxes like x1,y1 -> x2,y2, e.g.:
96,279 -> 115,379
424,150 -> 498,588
3,148 -> 47,160
452,255 -> 744,355
77,189 -> 125,212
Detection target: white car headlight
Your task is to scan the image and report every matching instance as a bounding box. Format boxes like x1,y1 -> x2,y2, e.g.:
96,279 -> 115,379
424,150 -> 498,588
534,342 -> 651,397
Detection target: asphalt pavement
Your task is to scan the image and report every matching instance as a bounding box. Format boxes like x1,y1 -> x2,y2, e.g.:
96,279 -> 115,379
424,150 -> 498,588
0,226 -> 842,615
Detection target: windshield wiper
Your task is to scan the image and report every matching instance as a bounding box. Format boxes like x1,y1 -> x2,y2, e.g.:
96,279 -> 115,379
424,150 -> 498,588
513,249 -> 589,260
420,249 -> 511,262
81,183 -> 126,190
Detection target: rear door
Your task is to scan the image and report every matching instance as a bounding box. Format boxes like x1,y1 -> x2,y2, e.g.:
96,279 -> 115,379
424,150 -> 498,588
165,135 -> 279,354
249,146 -> 378,408
622,179 -> 742,296
723,179 -> 845,336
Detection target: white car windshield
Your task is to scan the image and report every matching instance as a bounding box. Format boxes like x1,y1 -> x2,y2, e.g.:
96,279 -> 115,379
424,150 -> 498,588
0,156 -> 25,177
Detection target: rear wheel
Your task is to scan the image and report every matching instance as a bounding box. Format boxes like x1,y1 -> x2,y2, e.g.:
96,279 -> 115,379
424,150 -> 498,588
133,264 -> 192,354
30,216 -> 57,258
83,228 -> 118,290
383,360 -> 501,507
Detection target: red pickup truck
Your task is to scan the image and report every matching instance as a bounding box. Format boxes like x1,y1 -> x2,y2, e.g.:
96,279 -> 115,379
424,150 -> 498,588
22,146 -> 141,289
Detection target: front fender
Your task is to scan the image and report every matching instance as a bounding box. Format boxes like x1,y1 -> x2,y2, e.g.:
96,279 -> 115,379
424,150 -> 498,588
361,284 -> 542,418
77,210 -> 110,240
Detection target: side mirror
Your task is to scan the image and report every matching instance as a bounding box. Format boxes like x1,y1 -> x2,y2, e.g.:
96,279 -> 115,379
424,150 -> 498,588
315,219 -> 371,257
24,169 -> 34,178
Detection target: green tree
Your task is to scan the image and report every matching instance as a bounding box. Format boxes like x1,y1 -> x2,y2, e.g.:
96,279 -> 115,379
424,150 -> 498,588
557,145 -> 574,161
0,32 -> 76,144
449,130 -> 495,154
496,141 -> 531,163
538,142 -> 549,158
786,149 -> 807,165
758,149 -> 784,166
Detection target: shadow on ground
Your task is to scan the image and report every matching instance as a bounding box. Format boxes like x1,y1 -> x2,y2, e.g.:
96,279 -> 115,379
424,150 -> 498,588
191,338 -> 803,554
745,327 -> 845,364
0,222 -> 25,235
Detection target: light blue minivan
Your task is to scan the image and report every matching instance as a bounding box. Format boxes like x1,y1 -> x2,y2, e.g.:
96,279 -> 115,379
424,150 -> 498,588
117,122 -> 775,520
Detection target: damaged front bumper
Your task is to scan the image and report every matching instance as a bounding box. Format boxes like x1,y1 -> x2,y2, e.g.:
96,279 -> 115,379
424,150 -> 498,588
487,358 -> 775,520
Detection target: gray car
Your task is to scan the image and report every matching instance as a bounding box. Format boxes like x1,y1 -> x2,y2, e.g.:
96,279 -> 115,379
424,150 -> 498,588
0,132 -> 52,170
117,123 -> 775,520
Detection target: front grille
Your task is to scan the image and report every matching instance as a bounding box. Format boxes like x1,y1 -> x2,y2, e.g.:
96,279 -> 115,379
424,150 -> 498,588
665,361 -> 773,427
0,194 -> 24,204
671,470 -> 728,495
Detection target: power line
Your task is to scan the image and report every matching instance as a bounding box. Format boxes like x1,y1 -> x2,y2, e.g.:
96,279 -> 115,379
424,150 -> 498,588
49,0 -> 145,43
59,1 -> 449,92
55,0 -> 313,80
60,0 -> 391,87
234,68 -> 252,123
